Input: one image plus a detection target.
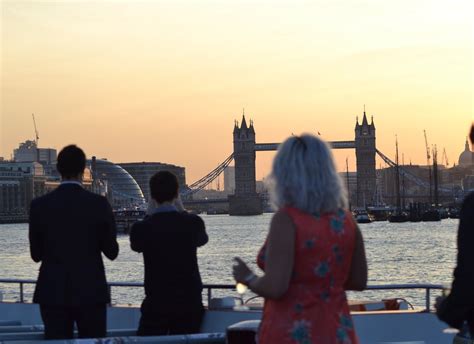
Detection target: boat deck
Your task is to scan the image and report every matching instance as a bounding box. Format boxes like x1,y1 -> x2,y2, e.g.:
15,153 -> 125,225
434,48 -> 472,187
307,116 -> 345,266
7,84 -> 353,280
0,280 -> 456,344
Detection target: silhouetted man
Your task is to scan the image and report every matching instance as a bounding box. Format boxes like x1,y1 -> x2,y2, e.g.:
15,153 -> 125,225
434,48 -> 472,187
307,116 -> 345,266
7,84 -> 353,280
29,145 -> 119,339
437,124 -> 474,335
130,171 -> 208,335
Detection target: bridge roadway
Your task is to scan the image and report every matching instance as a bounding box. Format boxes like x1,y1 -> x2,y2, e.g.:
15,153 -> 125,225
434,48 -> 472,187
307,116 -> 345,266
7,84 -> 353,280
183,198 -> 229,205
254,140 -> 355,151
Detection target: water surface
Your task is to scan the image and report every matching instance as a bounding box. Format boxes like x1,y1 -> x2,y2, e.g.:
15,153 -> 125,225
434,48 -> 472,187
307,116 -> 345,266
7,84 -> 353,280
0,215 -> 458,307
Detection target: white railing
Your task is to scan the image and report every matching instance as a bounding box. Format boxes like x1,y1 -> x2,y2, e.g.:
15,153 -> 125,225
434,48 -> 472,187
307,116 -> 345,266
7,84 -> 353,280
0,278 -> 443,311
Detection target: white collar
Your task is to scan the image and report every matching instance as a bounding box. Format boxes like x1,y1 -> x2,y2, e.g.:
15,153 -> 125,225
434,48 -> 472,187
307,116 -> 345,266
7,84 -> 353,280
60,180 -> 82,187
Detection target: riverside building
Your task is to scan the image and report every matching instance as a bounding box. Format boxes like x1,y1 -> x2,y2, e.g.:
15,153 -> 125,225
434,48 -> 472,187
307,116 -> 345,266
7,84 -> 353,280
0,161 -> 92,222
119,162 -> 186,201
89,158 -> 145,208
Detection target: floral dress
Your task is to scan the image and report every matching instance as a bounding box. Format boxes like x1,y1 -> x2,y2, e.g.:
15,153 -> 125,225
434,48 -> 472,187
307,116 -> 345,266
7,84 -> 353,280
257,207 -> 359,344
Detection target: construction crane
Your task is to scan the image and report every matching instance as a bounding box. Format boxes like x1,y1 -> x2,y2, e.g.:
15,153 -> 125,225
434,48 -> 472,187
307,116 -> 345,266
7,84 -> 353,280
423,130 -> 432,203
442,148 -> 449,167
32,113 -> 39,146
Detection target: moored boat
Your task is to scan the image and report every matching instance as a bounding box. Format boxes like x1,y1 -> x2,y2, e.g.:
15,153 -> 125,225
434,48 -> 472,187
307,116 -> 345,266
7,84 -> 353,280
113,209 -> 146,233
422,209 -> 441,222
388,211 -> 409,223
366,206 -> 391,221
355,211 -> 374,224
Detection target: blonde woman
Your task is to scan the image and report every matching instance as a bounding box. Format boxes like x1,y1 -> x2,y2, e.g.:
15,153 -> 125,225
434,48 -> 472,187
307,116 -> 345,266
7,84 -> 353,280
233,134 -> 368,344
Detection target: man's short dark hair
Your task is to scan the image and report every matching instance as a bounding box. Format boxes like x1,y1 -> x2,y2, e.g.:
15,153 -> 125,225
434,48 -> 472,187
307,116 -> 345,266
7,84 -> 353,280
150,171 -> 179,203
56,145 -> 86,179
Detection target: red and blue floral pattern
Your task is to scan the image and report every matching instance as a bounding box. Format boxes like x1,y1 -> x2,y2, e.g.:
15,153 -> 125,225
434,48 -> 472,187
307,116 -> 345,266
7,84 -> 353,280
257,207 -> 359,344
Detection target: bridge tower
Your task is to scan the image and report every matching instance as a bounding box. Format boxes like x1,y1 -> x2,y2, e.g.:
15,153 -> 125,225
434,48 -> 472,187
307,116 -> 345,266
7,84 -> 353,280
355,111 -> 377,207
228,114 -> 263,215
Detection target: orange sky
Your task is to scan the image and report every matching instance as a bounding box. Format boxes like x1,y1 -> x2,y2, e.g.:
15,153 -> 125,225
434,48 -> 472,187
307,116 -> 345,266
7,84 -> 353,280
1,0 -> 473,183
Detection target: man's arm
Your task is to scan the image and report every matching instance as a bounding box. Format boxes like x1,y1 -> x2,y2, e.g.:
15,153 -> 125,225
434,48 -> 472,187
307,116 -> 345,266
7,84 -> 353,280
194,216 -> 208,247
130,222 -> 145,253
100,198 -> 119,260
28,199 -> 42,263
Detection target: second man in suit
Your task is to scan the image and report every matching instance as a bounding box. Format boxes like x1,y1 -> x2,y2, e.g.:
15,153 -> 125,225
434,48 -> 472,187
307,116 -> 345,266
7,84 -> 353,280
130,171 -> 208,335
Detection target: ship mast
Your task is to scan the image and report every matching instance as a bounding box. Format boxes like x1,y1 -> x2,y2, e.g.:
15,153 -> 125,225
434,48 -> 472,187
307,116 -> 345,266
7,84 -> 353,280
346,157 -> 351,211
424,130 -> 432,204
433,145 -> 439,207
395,136 -> 401,213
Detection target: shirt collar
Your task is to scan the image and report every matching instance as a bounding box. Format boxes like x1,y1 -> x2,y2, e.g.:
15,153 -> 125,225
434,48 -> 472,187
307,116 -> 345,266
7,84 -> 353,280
60,180 -> 83,187
152,204 -> 178,214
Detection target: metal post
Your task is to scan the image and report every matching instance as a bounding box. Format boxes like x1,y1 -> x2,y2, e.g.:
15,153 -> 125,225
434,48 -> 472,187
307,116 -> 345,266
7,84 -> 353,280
20,282 -> 24,303
425,288 -> 430,311
207,288 -> 212,304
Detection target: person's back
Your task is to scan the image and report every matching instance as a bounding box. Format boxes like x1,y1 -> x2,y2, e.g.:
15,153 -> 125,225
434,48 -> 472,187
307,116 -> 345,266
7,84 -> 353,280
29,145 -> 119,339
437,124 -> 474,336
130,171 -> 208,336
30,185 -> 118,304
232,134 -> 367,344
257,207 -> 358,343
131,211 -> 207,307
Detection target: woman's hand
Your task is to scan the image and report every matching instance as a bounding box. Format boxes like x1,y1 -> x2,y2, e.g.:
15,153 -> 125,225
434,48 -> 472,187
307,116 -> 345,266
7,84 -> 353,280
232,257 -> 253,284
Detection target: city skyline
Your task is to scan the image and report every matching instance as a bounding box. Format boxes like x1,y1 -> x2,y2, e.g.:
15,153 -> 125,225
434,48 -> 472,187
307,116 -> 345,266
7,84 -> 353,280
1,0 -> 472,182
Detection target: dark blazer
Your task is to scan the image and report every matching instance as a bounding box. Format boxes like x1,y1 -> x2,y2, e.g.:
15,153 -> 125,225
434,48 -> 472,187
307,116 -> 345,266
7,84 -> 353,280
29,183 -> 119,306
130,211 -> 208,310
437,192 -> 474,333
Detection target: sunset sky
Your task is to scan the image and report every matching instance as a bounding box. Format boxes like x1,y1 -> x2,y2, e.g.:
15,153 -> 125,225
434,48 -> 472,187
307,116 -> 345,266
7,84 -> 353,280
1,0 -> 472,183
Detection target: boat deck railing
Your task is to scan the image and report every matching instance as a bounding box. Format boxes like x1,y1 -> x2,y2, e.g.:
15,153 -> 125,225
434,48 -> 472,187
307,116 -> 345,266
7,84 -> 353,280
0,278 -> 444,312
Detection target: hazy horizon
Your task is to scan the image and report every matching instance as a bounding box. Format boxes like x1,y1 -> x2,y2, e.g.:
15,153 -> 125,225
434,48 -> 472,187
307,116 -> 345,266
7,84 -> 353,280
1,0 -> 472,183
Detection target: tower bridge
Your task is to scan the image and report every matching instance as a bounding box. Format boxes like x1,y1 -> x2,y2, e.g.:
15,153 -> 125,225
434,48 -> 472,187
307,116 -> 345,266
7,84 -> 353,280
179,111 -> 444,215
228,113 -> 376,215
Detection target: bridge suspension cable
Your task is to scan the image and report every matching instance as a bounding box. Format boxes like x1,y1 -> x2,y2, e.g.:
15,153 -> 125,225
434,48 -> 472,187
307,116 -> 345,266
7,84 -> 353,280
375,149 -> 451,193
181,153 -> 234,197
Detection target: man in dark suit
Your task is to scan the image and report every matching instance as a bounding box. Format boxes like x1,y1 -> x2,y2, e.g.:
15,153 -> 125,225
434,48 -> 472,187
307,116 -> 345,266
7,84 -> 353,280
130,171 -> 208,335
436,124 -> 474,335
29,145 -> 119,339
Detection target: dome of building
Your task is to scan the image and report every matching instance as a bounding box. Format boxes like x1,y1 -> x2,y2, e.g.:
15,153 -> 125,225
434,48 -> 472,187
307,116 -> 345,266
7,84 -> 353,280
87,159 -> 145,207
458,139 -> 473,166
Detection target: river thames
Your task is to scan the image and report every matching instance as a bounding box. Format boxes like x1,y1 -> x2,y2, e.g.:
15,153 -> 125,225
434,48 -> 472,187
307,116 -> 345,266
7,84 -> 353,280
0,215 -> 458,308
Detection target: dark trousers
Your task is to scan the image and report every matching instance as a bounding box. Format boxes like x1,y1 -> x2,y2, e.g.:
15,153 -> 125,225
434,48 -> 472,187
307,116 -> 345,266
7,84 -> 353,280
137,301 -> 204,336
40,304 -> 107,339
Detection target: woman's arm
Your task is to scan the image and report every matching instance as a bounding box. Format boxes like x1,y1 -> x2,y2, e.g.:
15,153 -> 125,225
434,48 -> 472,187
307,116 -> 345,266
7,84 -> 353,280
233,210 -> 295,299
344,224 -> 368,291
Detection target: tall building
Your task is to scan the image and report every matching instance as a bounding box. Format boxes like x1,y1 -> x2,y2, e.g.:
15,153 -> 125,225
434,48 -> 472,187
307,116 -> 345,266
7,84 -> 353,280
14,141 -> 38,162
0,162 -> 47,218
13,140 -> 57,164
0,161 -> 95,222
224,166 -> 235,193
228,115 -> 263,215
119,162 -> 186,202
458,138 -> 473,167
355,112 -> 376,207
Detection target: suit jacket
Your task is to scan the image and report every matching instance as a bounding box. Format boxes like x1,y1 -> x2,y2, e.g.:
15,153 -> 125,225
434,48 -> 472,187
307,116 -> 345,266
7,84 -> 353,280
29,183 -> 119,306
437,192 -> 474,333
130,210 -> 208,311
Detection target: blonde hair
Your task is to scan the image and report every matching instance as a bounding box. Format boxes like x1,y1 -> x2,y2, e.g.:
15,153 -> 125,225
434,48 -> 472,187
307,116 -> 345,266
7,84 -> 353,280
268,134 -> 348,214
